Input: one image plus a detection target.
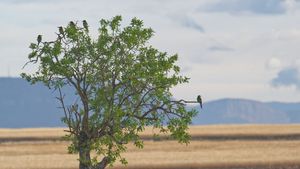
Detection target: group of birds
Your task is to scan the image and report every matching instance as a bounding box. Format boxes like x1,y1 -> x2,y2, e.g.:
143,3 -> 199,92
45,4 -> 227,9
36,20 -> 204,110
36,20 -> 89,45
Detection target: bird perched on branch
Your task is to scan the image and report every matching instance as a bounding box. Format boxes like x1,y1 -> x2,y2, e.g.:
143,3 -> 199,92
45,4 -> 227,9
37,35 -> 42,45
58,26 -> 64,35
178,95 -> 203,109
57,26 -> 65,40
83,20 -> 89,31
197,95 -> 202,109
69,21 -> 76,29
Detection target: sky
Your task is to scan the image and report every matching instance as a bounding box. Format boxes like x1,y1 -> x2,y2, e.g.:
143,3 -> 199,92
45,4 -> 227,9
1,0 -> 300,102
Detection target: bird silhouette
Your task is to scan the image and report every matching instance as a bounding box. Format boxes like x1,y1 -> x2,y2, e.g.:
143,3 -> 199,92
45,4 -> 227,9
37,35 -> 42,44
197,95 -> 202,109
69,21 -> 76,28
58,26 -> 64,35
83,20 -> 88,31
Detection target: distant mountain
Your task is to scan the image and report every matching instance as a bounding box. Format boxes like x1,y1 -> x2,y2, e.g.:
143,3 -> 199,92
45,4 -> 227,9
266,102 -> 300,123
0,77 -> 74,128
0,78 -> 299,128
192,98 -> 300,124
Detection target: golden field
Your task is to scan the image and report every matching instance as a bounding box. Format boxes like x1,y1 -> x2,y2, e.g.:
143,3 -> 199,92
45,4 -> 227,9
0,125 -> 300,169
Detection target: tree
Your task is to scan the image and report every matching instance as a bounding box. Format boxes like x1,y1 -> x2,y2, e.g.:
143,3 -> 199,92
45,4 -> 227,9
21,16 -> 197,169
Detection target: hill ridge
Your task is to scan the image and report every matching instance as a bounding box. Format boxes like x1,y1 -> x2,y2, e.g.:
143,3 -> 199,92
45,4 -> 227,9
0,78 -> 299,127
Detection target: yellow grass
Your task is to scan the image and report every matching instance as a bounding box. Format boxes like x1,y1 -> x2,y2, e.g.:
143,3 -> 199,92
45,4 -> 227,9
141,124 -> 300,136
0,125 -> 300,169
1,124 -> 299,138
0,128 -> 65,138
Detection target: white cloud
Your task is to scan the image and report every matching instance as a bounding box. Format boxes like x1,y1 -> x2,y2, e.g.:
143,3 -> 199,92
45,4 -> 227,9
283,0 -> 300,12
201,0 -> 300,15
266,58 -> 282,70
179,16 -> 205,32
208,45 -> 234,52
271,67 -> 300,89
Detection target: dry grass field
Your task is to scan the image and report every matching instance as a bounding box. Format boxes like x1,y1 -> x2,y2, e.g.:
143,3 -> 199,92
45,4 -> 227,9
0,125 -> 300,169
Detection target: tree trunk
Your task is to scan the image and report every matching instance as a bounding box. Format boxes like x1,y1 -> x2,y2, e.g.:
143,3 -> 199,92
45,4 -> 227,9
78,154 -> 109,169
79,131 -> 91,169
79,147 -> 91,169
95,157 -> 109,169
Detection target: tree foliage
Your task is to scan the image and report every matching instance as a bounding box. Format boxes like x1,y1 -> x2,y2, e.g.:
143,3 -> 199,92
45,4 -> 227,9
21,16 -> 197,169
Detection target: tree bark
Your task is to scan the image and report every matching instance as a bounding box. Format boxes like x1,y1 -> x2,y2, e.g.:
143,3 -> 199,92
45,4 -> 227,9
79,131 -> 91,169
79,150 -> 91,169
95,157 -> 109,169
78,154 -> 109,169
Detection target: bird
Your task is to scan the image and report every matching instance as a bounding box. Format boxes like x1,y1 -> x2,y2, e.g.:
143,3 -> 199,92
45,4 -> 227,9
37,35 -> 42,44
197,95 -> 202,109
69,21 -> 76,28
83,20 -> 89,31
58,26 -> 64,35
57,26 -> 65,40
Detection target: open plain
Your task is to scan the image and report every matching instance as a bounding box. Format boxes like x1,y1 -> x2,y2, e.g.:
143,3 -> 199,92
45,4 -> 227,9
0,125 -> 300,169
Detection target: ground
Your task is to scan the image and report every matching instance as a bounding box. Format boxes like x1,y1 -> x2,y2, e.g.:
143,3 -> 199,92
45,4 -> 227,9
0,125 -> 300,169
